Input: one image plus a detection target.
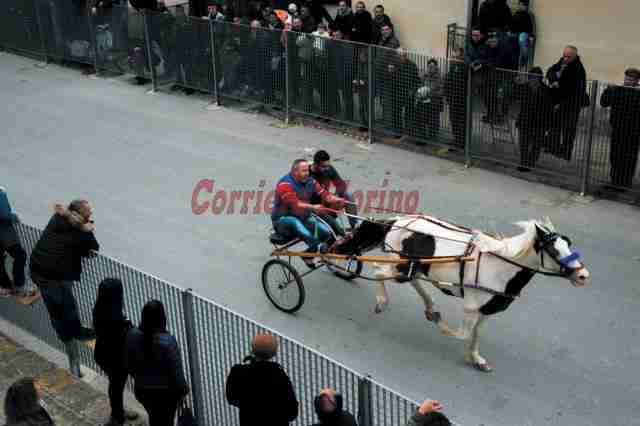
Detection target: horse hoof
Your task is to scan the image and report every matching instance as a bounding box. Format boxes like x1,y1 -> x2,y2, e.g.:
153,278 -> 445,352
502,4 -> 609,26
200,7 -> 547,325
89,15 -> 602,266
374,305 -> 382,314
424,310 -> 441,323
472,361 -> 494,373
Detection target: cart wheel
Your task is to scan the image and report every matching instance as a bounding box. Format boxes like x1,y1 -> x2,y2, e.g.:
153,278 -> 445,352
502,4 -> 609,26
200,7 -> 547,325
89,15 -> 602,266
326,255 -> 364,281
262,259 -> 305,313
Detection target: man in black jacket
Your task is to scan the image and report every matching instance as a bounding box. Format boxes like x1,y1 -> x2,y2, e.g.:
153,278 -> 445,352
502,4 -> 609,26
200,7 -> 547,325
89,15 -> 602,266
351,2 -> 372,45
226,333 -> 299,426
311,388 -> 358,426
478,0 -> 512,35
445,48 -> 468,149
331,1 -> 353,40
30,200 -> 99,377
600,68 -> 640,190
546,45 -> 589,162
371,4 -> 393,45
514,66 -> 554,171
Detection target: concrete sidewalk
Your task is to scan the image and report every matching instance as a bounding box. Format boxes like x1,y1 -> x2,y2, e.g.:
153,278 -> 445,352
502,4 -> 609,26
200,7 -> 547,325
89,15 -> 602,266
0,318 -> 147,426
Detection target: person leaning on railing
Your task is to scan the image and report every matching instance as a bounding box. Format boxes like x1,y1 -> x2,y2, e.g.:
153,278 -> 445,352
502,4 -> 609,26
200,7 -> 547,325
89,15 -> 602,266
0,187 -> 29,298
29,200 -> 100,378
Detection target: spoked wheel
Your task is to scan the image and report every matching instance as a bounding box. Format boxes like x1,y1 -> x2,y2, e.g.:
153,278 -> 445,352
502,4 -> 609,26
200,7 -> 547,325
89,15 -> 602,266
325,254 -> 363,281
261,259 -> 305,313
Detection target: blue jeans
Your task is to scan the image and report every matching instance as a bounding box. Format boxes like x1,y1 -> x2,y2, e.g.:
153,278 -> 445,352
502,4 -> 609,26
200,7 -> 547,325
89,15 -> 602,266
518,33 -> 530,65
31,272 -> 82,343
274,216 -> 332,251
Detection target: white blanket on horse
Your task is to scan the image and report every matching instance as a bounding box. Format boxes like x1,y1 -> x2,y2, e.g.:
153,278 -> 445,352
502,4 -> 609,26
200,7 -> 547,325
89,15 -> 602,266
388,215 -> 476,258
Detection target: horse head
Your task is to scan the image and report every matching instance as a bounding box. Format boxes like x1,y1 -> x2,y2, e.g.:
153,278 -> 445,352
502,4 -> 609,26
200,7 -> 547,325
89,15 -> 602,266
534,218 -> 590,287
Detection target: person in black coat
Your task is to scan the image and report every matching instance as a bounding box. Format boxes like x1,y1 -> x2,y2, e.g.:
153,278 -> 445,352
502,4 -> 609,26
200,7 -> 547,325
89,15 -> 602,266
481,31 -> 516,124
3,378 -> 54,426
514,66 -> 554,171
351,2 -> 372,45
510,0 -> 535,67
600,68 -> 640,190
371,4 -> 393,45
302,0 -> 333,28
0,187 -> 28,298
381,48 -> 420,136
310,388 -> 358,426
546,45 -> 589,161
331,1 -> 353,40
29,200 -> 99,378
226,333 -> 299,426
478,0 -> 512,35
125,300 -> 189,426
93,278 -> 139,426
445,48 -> 469,149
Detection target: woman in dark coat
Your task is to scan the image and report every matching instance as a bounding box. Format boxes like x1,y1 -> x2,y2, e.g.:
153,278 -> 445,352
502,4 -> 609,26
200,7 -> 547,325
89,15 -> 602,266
93,278 -> 138,426
125,300 -> 189,426
3,378 -> 53,426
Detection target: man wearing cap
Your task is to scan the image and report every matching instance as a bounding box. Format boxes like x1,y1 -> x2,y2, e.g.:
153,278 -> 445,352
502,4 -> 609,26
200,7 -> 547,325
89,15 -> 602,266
226,333 -> 299,426
600,68 -> 640,191
311,388 -> 358,426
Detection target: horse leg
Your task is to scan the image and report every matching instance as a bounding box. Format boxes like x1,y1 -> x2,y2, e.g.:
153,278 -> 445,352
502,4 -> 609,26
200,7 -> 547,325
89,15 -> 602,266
372,263 -> 393,313
410,280 -> 440,323
437,307 -> 480,342
464,314 -> 492,372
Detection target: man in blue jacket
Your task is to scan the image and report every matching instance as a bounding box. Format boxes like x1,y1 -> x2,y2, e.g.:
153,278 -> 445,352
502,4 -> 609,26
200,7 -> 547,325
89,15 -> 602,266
0,187 -> 28,298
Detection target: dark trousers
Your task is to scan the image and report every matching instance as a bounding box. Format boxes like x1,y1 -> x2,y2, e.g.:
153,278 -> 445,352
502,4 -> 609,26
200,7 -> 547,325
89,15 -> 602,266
550,107 -> 580,161
31,272 -> 81,342
414,102 -> 441,140
107,369 -> 128,424
519,129 -> 545,168
450,105 -> 467,148
134,388 -> 181,426
610,128 -> 640,188
0,243 -> 27,289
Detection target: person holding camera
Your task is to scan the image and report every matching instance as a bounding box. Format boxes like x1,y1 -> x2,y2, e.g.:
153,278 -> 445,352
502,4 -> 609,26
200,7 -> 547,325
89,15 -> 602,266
226,333 -> 299,426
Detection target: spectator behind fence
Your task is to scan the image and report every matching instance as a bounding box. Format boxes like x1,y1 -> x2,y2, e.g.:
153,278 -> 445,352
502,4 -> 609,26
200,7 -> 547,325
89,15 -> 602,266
303,0 -> 334,28
300,6 -> 317,33
514,66 -> 554,171
378,24 -> 400,50
413,59 -> 444,141
226,333 -> 299,426
372,5 -> 393,45
546,45 -> 589,162
29,200 -> 99,378
311,388 -> 358,426
510,0 -> 535,67
286,3 -> 299,26
125,300 -> 189,426
464,28 -> 488,70
406,399 -> 451,426
93,278 -> 139,426
331,1 -> 354,39
445,47 -> 469,149
382,48 -> 420,137
351,2 -> 373,45
481,31 -> 517,124
600,68 -> 640,191
3,378 -> 53,426
478,0 -> 512,35
0,187 -> 28,298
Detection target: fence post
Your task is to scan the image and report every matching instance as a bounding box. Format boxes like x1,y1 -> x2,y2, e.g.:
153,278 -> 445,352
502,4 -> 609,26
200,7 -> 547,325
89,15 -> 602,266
33,0 -> 48,63
209,18 -> 220,106
181,289 -> 206,426
143,11 -> 157,92
284,30 -> 290,125
357,375 -> 373,426
87,8 -> 99,74
580,80 -> 599,196
463,65 -> 473,167
367,44 -> 374,144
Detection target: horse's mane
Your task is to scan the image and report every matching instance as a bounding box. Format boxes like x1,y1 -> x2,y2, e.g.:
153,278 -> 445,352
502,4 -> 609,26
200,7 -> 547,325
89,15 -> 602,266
474,220 -> 540,259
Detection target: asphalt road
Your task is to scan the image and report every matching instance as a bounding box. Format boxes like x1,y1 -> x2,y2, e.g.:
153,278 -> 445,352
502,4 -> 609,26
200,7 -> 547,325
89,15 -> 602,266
1,53 -> 639,426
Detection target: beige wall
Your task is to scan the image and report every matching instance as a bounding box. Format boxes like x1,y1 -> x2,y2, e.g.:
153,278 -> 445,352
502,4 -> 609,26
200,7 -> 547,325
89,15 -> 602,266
361,0 -> 639,83
360,0 -> 467,58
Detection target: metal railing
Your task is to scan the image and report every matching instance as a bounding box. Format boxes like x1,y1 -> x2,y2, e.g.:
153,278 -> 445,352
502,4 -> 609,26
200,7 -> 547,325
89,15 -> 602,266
1,4 -> 639,200
0,222 -> 429,426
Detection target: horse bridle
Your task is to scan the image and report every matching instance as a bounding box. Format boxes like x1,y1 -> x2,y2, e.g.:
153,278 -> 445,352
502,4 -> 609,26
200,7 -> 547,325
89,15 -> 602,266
533,232 -> 584,278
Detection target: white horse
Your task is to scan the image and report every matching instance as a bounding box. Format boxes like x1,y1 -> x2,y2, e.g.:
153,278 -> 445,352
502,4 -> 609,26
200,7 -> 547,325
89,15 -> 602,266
343,215 -> 590,372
